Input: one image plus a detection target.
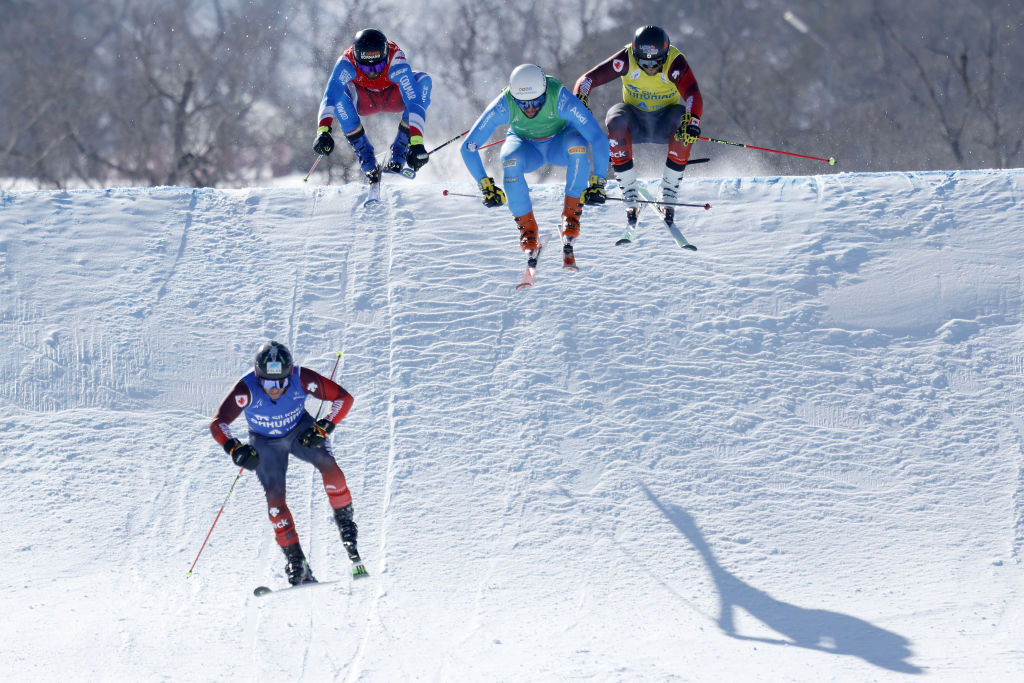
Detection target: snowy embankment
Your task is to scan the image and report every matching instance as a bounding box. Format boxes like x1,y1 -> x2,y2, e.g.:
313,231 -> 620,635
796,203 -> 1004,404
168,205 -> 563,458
1,169 -> 1023,681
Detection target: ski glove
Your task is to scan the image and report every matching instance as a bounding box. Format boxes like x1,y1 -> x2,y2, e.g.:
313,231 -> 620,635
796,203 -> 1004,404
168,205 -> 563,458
299,418 -> 335,448
224,438 -> 259,471
479,177 -> 506,207
582,175 -> 607,205
313,126 -> 335,155
673,113 -> 701,145
406,135 -> 429,171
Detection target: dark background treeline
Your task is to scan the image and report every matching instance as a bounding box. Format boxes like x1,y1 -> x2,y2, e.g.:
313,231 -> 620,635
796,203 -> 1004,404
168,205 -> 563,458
2,0 -> 1020,188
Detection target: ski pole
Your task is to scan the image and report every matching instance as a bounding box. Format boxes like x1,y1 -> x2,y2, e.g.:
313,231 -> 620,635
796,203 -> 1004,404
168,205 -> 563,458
302,155 -> 323,183
429,131 -> 504,156
186,466 -> 245,577
441,188 -> 507,199
444,189 -> 710,210
699,136 -> 836,165
606,196 -> 711,210
441,189 -> 480,199
314,350 -> 345,421
428,130 -> 470,155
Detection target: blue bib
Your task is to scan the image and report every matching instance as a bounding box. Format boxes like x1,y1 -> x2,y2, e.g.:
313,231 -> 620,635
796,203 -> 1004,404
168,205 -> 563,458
241,367 -> 307,437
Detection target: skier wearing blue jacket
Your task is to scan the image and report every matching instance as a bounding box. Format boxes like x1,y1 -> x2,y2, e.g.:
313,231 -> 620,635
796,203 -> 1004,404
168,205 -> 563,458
313,28 -> 432,182
460,64 -> 610,266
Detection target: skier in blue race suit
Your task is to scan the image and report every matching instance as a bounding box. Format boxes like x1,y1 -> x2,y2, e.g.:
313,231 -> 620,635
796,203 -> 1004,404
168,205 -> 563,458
209,341 -> 365,585
460,64 -> 610,265
313,28 -> 432,183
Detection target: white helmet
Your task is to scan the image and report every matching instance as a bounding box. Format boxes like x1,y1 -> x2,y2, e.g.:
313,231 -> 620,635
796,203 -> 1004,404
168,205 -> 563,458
508,64 -> 546,101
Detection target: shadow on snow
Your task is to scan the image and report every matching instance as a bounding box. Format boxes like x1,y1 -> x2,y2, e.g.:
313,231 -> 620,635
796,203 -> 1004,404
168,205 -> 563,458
642,484 -> 923,675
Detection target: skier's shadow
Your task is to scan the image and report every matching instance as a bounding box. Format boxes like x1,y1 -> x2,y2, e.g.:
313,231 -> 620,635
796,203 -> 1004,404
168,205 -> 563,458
642,485 -> 922,674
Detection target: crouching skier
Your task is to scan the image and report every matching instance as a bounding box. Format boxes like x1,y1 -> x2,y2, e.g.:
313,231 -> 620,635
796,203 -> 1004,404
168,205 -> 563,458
209,341 -> 367,584
460,64 -> 610,272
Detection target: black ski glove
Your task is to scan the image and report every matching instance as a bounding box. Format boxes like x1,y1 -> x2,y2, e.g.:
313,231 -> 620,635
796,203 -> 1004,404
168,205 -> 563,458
313,126 -> 334,155
582,175 -> 607,205
299,418 -> 335,448
407,135 -> 429,171
224,438 -> 259,470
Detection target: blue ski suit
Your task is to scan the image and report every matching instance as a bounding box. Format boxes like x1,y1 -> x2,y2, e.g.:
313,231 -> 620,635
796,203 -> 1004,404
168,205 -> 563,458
460,77 -> 610,217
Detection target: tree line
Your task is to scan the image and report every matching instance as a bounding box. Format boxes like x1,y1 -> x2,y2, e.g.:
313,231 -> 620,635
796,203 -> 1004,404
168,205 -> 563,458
1,0 -> 1020,189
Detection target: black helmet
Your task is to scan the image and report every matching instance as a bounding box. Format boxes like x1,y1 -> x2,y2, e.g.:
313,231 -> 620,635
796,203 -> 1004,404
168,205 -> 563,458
254,341 -> 293,380
632,25 -> 670,66
353,28 -> 388,66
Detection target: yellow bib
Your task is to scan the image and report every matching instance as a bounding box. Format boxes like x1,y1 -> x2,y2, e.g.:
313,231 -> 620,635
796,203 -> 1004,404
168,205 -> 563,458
620,45 -> 684,112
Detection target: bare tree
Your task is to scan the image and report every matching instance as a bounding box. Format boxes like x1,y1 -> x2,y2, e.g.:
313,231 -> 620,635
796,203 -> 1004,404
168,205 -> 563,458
0,0 -> 116,187
872,1 -> 1024,169
3,0 -> 1021,188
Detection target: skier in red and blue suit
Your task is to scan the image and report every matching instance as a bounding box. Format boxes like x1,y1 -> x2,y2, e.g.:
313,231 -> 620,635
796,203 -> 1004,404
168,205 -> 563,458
209,341 -> 364,584
460,64 -> 610,265
313,28 -> 432,182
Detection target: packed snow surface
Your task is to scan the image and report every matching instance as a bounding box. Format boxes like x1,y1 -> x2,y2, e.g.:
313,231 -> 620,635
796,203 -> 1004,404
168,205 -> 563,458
2,169 -> 1023,681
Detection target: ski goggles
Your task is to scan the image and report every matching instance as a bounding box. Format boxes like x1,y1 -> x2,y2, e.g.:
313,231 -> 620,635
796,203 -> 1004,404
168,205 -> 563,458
357,61 -> 387,75
514,93 -> 546,111
259,376 -> 290,391
637,57 -> 665,70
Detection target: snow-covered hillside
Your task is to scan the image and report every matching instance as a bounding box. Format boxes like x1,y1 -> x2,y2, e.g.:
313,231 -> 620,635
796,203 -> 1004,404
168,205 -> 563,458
1,169 -> 1023,681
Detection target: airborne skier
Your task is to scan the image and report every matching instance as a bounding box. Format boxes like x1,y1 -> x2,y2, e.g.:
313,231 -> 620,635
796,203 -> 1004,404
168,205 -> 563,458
313,28 -> 432,183
573,25 -> 704,228
460,64 -> 611,275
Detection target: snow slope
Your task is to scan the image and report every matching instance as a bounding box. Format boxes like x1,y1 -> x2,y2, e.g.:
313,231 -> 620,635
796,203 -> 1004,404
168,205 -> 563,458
1,169 -> 1023,681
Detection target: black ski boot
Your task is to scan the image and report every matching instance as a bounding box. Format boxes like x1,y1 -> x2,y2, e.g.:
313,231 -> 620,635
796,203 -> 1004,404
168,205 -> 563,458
333,505 -> 360,560
333,505 -> 369,577
282,542 -> 316,586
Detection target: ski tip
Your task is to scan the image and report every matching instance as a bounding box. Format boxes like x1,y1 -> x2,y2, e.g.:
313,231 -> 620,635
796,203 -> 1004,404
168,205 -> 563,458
683,244 -> 698,251
253,585 -> 272,596
615,238 -> 633,246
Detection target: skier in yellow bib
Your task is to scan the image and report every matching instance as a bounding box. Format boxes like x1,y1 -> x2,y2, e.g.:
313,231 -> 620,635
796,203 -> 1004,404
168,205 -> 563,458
573,25 -> 703,226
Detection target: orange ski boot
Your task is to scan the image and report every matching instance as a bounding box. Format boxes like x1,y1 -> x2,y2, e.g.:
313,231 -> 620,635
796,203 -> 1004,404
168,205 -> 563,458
560,195 -> 583,271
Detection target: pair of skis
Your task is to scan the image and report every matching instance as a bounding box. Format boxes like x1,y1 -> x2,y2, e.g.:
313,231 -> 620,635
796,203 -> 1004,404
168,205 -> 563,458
515,234 -> 579,290
615,187 -> 698,251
